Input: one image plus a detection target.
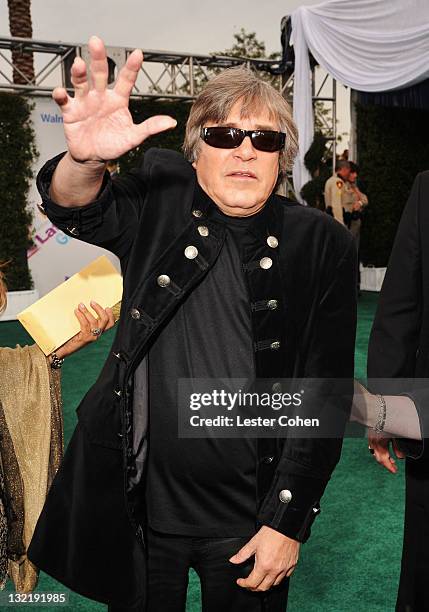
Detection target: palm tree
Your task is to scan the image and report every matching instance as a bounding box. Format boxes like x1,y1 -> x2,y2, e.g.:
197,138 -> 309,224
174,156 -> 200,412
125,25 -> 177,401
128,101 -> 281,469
7,0 -> 35,85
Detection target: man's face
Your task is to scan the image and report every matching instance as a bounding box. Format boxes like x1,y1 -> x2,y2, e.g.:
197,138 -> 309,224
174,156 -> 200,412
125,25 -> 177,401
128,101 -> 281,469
338,166 -> 351,181
349,171 -> 357,183
193,101 -> 281,217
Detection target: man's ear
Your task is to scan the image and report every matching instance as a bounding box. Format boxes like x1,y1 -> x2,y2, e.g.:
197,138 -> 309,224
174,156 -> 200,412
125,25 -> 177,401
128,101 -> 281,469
192,160 -> 197,169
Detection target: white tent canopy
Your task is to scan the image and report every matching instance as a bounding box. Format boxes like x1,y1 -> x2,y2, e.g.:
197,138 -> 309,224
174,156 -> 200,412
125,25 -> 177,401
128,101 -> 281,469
290,0 -> 429,199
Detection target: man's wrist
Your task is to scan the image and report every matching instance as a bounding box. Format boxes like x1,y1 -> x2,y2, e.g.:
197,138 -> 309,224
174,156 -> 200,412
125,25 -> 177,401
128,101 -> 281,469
67,151 -> 107,169
49,153 -> 107,206
261,524 -> 300,544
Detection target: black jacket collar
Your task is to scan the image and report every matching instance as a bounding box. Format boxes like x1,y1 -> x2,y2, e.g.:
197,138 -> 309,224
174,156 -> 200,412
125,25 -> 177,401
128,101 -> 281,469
192,176 -> 280,244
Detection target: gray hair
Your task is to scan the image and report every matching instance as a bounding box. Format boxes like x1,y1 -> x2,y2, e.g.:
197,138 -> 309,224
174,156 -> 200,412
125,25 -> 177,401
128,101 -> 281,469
183,67 -> 298,179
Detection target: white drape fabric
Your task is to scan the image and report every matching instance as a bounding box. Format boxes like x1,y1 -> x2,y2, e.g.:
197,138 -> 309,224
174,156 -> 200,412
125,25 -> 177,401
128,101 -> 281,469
291,0 -> 429,199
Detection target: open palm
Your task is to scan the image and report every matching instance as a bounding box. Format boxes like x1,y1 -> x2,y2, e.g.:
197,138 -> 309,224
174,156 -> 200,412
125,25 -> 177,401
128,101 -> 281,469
53,36 -> 176,162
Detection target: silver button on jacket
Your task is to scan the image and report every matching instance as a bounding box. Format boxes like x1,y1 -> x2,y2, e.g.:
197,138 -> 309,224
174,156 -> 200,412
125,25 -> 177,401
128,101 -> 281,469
184,245 -> 198,259
157,274 -> 171,287
279,489 -> 292,504
267,235 -> 279,248
259,257 -> 273,270
197,225 -> 209,237
130,308 -> 141,320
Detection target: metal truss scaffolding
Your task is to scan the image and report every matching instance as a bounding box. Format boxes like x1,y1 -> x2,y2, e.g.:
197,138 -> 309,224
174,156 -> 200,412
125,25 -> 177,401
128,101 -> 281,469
0,36 -> 287,100
0,31 -> 338,193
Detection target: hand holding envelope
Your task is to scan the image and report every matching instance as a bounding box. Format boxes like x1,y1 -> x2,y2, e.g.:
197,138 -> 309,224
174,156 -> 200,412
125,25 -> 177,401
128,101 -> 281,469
56,300 -> 115,360
18,256 -> 123,356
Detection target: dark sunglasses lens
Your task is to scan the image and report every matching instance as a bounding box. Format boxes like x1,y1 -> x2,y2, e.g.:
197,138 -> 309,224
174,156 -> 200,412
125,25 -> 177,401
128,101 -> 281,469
251,131 -> 285,152
203,128 -> 285,151
203,128 -> 243,149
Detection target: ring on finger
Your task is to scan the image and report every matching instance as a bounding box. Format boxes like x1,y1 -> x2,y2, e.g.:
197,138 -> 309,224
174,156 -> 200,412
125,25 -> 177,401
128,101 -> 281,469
91,327 -> 102,337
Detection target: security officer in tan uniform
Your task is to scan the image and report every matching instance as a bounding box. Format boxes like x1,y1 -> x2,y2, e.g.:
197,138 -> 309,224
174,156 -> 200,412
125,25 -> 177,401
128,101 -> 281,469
324,160 -> 352,225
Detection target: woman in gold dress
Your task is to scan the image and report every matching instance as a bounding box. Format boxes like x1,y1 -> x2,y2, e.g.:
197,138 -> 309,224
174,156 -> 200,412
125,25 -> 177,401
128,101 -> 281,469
0,264 -> 115,592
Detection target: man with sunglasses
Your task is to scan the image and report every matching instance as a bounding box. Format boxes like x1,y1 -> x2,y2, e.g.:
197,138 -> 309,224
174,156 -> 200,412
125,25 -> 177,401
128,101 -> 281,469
29,36 -> 357,611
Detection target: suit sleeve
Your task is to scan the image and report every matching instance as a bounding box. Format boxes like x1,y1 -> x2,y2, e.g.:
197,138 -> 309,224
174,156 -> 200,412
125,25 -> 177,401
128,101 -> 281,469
368,173 -> 426,458
257,237 -> 357,541
37,151 -> 149,265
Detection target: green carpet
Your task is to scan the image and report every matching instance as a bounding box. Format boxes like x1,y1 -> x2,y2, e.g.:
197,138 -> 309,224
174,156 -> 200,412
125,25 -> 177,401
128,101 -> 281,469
0,292 -> 403,611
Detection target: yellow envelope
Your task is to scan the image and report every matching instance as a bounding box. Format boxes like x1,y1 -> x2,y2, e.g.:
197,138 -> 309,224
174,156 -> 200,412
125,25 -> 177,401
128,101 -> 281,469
18,256 -> 123,355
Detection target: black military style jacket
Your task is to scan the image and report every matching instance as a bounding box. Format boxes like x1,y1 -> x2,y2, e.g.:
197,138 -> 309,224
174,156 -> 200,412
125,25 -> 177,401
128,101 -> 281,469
28,148 -> 357,608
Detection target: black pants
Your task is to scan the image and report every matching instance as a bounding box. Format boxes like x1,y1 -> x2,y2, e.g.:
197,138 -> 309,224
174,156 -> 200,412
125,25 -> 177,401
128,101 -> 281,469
109,526 -> 289,611
396,457 -> 429,612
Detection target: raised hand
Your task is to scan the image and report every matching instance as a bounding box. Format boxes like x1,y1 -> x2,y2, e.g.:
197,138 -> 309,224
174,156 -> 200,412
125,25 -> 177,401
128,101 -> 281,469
52,36 -> 176,162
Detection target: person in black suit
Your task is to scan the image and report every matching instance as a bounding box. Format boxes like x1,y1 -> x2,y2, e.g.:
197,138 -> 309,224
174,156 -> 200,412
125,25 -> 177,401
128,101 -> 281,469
26,35 -> 358,612
353,171 -> 429,612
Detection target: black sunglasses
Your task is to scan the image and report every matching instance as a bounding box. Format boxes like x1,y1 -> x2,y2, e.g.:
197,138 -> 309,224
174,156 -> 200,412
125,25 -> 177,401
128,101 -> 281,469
201,127 -> 286,152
